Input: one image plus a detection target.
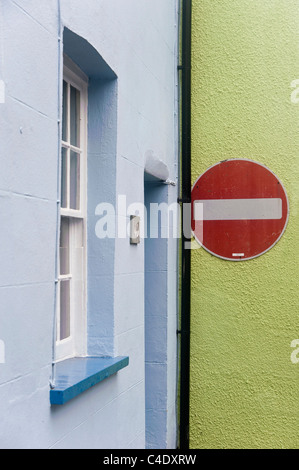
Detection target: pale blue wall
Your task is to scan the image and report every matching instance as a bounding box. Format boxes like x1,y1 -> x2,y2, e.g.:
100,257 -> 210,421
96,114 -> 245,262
87,78 -> 118,357
0,0 -> 179,449
64,28 -> 118,358
144,177 -> 178,449
144,180 -> 169,448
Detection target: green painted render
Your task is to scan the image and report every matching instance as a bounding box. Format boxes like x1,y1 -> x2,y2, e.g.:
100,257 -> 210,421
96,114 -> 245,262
190,1 -> 299,448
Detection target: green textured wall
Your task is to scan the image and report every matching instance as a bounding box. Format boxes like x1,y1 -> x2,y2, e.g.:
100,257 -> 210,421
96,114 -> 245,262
190,1 -> 299,448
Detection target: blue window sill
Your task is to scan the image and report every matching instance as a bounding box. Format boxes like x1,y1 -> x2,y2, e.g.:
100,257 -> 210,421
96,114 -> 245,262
50,356 -> 129,405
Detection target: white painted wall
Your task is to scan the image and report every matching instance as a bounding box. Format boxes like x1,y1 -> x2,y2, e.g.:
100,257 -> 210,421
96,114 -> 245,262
0,0 -> 179,449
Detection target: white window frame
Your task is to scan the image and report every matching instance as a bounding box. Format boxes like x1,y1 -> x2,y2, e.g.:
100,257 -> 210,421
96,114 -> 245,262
55,56 -> 88,362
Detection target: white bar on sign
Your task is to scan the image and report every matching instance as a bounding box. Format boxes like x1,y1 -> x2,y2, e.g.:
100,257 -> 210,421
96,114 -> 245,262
194,201 -> 203,222
194,198 -> 282,221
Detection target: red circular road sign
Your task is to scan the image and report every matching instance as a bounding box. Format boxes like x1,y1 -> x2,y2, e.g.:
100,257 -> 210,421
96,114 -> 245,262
191,159 -> 289,261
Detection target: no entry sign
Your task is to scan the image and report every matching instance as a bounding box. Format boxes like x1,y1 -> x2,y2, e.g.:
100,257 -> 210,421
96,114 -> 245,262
191,159 -> 289,261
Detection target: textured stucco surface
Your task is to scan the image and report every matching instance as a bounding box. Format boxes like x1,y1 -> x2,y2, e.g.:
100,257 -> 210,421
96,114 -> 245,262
190,1 -> 299,448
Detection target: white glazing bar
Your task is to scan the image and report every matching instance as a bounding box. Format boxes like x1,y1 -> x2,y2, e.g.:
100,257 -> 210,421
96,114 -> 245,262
194,198 -> 282,221
0,80 -> 5,103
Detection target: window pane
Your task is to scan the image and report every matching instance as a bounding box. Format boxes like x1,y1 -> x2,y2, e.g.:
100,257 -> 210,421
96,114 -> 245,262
70,151 -> 80,210
59,217 -> 70,275
62,80 -> 68,142
60,279 -> 70,340
70,85 -> 80,147
61,147 -> 68,208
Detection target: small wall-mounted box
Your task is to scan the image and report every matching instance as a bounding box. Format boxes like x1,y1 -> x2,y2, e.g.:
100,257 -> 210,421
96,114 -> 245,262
130,215 -> 140,244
